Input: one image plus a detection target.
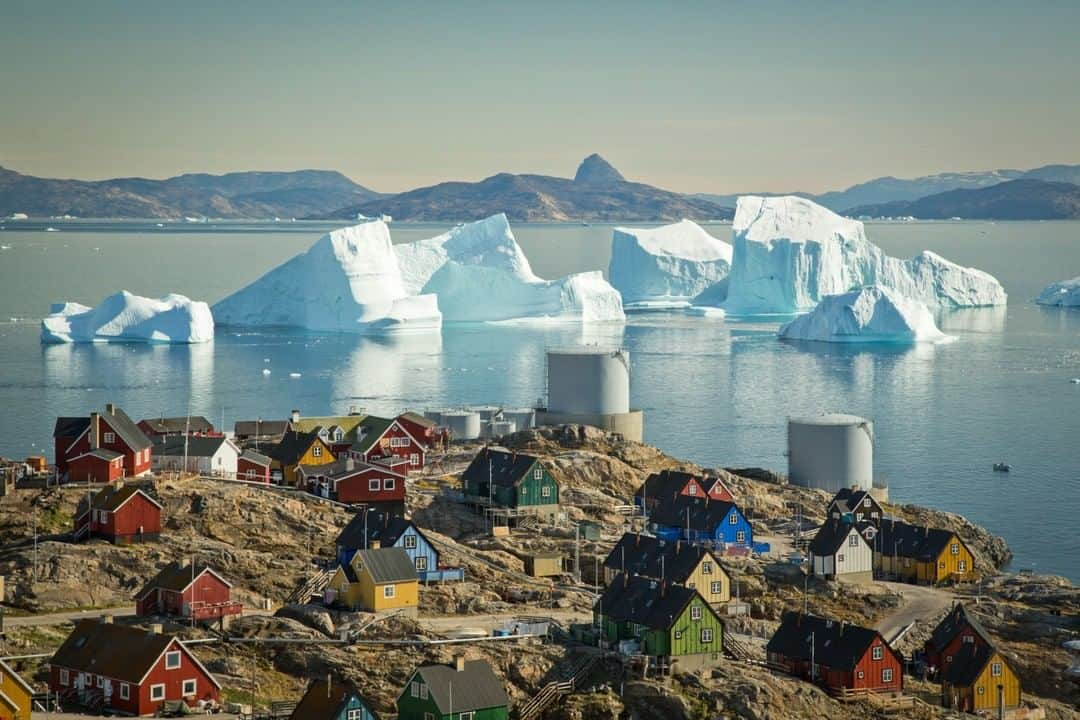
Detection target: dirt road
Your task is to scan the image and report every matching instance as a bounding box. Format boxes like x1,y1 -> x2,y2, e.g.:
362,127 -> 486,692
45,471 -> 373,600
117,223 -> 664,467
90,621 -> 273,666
873,581 -> 955,642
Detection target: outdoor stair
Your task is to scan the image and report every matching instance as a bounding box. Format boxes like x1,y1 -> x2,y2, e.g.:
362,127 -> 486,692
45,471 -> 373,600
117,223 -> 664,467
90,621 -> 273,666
285,568 -> 331,605
515,653 -> 598,720
516,515 -> 540,532
72,523 -> 90,542
723,635 -> 757,662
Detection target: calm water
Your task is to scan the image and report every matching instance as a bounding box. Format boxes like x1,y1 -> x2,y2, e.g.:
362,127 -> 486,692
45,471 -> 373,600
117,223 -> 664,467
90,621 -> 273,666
1,220 -> 1078,581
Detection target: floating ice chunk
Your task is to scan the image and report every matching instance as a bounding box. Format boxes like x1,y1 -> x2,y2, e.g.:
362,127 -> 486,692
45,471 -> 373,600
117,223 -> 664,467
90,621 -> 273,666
289,372 -> 302,378
41,291 -> 214,344
262,368 -> 271,376
1037,277 -> 1080,307
779,285 -> 950,344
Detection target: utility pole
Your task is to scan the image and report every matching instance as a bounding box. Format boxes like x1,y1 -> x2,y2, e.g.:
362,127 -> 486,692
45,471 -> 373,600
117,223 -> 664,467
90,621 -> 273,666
810,631 -> 816,684
33,510 -> 38,582
574,524 -> 581,583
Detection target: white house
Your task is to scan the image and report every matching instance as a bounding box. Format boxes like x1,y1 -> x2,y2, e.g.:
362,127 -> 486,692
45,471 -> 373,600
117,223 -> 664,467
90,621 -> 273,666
151,435 -> 240,477
809,519 -> 873,583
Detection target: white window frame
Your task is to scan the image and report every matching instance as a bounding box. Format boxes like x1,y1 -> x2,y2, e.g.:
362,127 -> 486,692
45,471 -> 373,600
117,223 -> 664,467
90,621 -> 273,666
165,650 -> 182,670
313,445 -> 323,458
409,453 -> 419,465
410,681 -> 419,698
404,534 -> 417,549
691,605 -> 702,620
991,662 -> 1002,677
119,682 -> 130,700
96,675 -> 103,688
674,630 -> 682,640
951,543 -> 959,555
849,535 -> 859,547
150,683 -> 166,701
419,684 -> 428,700
710,581 -> 722,594
958,560 -> 967,572
688,484 -> 697,495
700,628 -> 713,643
702,561 -> 712,575
838,554 -> 845,563
541,485 -> 551,498
182,678 -> 197,696
59,668 -> 70,686
728,513 -> 738,525
347,710 -> 362,720
369,478 -> 380,491
103,432 -> 115,444
460,712 -> 474,720
863,498 -> 872,507
415,556 -> 428,571
383,478 -> 395,490
963,634 -> 974,644
872,646 -> 884,660
857,670 -> 864,679
882,668 -> 893,683
978,685 -> 985,695
533,467 -> 543,480
383,584 -> 396,599
736,531 -> 746,544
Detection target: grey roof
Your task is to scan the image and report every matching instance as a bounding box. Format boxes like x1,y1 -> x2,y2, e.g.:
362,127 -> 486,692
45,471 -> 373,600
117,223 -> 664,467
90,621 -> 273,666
99,405 -> 152,451
809,519 -> 867,556
941,642 -> 1005,686
336,510 -> 424,553
353,547 -> 417,584
139,416 -> 214,434
829,488 -> 879,515
596,573 -> 709,630
152,435 -> 230,458
240,449 -> 271,466
410,660 -> 509,713
234,419 -> 289,437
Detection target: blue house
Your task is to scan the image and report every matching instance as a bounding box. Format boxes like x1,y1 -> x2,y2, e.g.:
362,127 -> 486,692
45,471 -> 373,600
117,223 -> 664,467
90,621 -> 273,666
648,495 -> 754,549
335,509 -> 463,583
289,677 -> 378,720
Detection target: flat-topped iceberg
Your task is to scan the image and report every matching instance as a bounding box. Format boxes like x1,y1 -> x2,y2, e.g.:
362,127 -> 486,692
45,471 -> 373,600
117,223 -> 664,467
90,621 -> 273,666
609,220 -> 732,309
779,285 -> 950,344
1037,277 -> 1080,307
213,220 -> 441,333
720,196 -> 1006,315
42,291 -> 214,343
395,214 -> 624,323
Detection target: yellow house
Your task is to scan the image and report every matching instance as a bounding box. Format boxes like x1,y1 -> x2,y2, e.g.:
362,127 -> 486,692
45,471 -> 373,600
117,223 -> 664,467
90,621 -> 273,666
602,533 -> 731,606
267,429 -> 336,485
326,547 -> 418,612
872,520 -> 975,585
942,645 -> 1022,713
0,659 -> 34,720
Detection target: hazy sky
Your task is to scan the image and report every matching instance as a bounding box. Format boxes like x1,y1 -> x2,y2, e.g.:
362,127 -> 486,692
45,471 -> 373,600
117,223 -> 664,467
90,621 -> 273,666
2,0 -> 1079,194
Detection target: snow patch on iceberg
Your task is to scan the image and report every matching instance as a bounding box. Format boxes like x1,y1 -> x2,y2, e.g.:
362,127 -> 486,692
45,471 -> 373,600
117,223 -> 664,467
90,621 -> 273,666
212,221 -> 441,334
609,220 -> 732,309
1037,277 -> 1080,307
721,196 -> 1006,315
42,291 -> 214,343
779,285 -> 950,344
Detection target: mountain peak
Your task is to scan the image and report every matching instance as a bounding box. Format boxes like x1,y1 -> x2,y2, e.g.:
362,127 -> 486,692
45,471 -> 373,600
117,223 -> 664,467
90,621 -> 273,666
574,154 -> 626,185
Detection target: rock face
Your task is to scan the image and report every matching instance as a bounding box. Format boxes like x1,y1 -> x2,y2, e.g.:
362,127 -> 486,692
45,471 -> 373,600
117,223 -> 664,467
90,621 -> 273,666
1037,276 -> 1080,307
720,195 -> 1007,315
212,220 -> 442,333
609,220 -> 732,308
41,291 -> 214,343
779,285 -> 950,344
573,153 -> 626,185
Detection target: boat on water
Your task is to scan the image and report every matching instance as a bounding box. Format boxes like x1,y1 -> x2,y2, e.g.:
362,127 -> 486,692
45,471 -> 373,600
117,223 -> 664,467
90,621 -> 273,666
993,462 -> 1011,472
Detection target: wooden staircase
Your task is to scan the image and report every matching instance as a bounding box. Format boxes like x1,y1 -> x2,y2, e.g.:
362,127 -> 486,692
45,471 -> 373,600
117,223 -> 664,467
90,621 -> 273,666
723,634 -> 758,662
515,653 -> 598,720
285,568 -> 331,605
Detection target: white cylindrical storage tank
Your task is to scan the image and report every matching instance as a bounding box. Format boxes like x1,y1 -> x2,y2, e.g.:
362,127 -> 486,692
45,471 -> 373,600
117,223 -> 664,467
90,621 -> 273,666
502,408 -> 536,430
547,348 -> 630,416
469,405 -> 503,422
441,411 -> 481,441
423,409 -> 444,423
488,420 -> 516,438
788,414 -> 874,492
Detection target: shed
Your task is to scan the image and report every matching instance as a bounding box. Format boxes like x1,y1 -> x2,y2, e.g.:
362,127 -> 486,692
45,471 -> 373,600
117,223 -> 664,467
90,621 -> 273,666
523,552 -> 563,578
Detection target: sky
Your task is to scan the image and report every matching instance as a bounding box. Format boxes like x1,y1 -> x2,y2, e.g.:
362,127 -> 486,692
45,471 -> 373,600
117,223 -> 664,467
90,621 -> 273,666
2,0 -> 1079,195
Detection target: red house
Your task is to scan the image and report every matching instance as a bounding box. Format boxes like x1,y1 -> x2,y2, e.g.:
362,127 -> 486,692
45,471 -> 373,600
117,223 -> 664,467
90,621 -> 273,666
135,561 -> 242,627
50,617 -> 221,715
766,612 -> 904,694
69,449 -> 125,485
349,417 -> 426,472
297,457 -> 407,511
55,404 -> 153,480
923,603 -> 994,676
74,484 -> 162,544
237,450 -> 272,483
635,469 -> 734,511
395,412 -> 449,449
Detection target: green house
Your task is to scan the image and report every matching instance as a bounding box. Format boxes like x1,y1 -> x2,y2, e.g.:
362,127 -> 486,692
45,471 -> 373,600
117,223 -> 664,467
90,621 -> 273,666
289,677 -> 378,720
596,573 -> 725,672
397,658 -> 509,720
460,448 -> 559,517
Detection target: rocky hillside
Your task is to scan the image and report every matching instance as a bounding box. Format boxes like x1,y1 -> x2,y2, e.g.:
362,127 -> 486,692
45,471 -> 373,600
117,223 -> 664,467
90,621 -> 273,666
849,178 -> 1080,220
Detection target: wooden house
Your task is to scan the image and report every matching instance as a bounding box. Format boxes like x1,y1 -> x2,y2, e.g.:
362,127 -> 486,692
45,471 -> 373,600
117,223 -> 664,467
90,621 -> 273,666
395,412 -> 449,449
460,448 -> 560,520
0,658 -> 34,720
808,519 -> 874,583
74,484 -> 162,544
347,417 -> 426,472
647,495 -> 753,550
137,416 -> 216,438
602,532 -> 731,606
151,436 -> 240,477
326,547 -> 418,612
873,519 -> 975,585
941,644 -> 1021,713
299,457 -> 406,512
396,657 -> 509,720
237,450 -> 272,483
923,603 -> 994,675
827,488 -> 884,527
634,469 -> 733,512
49,618 -> 221,715
335,511 -> 461,582
232,419 -> 289,444
596,574 -> 725,672
55,404 -> 153,480
69,449 -> 125,485
134,562 -> 242,627
267,429 -> 336,485
766,612 -> 903,694
290,677 -> 378,720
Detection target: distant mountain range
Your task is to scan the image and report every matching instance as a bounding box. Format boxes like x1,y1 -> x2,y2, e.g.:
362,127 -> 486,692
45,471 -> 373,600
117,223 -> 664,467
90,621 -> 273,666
0,166 -> 382,219
333,154 -> 732,222
848,179 -> 1080,220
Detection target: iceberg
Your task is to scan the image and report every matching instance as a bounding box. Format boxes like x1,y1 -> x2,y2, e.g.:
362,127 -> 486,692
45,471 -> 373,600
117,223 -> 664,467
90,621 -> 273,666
720,196 -> 1006,315
779,285 -> 950,344
394,214 -> 624,323
212,220 -> 442,333
41,291 -> 214,343
1037,276 -> 1080,307
609,220 -> 732,309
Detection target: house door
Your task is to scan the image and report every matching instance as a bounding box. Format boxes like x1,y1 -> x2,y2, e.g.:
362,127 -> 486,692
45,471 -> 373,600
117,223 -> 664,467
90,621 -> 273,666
104,678 -> 113,704
76,673 -> 85,691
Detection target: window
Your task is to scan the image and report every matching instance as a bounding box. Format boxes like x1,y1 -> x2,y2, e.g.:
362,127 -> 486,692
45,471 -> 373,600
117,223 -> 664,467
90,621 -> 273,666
119,683 -> 130,700
710,581 -> 722,594
520,487 -> 527,496
165,650 -> 182,669
946,655 -> 952,663
674,630 -> 682,639
904,558 -> 911,567
691,605 -> 702,620
991,662 -> 1002,677
383,584 -> 396,598
702,561 -> 712,574
729,513 -> 738,525
96,675 -> 103,688
383,478 -> 395,491
963,634 -> 974,644
182,679 -> 197,696
701,628 -> 713,643
872,645 -> 884,660
410,681 -> 420,698
541,485 -> 551,498
150,684 -> 166,701
369,479 -> 380,491
416,556 -> 428,571
419,684 -> 428,700
857,671 -> 864,679
460,713 -> 474,720
736,531 -> 746,544
950,543 -> 959,555
335,429 -> 345,442
60,668 -> 69,686
871,511 -> 879,519
348,710 -> 363,720
404,534 -> 417,549
939,562 -> 946,569
409,453 -> 419,466
104,432 -> 115,444
958,560 -> 967,572
688,484 -> 697,495
978,686 -> 985,695
882,668 -> 893,683
863,498 -> 871,507
533,468 -> 543,480
313,445 -> 323,457
424,714 -> 434,720
849,535 -> 859,547
838,554 -> 845,563
688,582 -> 696,589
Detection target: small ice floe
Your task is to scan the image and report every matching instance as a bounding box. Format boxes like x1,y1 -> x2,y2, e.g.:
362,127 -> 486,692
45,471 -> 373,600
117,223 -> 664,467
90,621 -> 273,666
0,244 -> 11,250
289,372 -> 302,378
263,357 -> 270,363
45,227 -> 59,232
156,223 -> 165,228
262,368 -> 271,376
1071,378 -> 1080,384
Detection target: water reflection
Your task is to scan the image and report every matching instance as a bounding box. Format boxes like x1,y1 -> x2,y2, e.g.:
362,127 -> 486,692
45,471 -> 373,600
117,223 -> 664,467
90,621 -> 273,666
1036,305 -> 1080,335
937,306 -> 1008,334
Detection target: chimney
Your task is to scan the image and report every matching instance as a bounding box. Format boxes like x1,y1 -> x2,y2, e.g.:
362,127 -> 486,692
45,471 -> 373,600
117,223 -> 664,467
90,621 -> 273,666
100,614 -> 114,624
90,412 -> 101,450
291,409 -> 300,423
149,623 -> 163,635
345,457 -> 354,472
106,403 -> 116,416
369,540 -> 380,550
327,674 -> 332,699
454,655 -> 466,672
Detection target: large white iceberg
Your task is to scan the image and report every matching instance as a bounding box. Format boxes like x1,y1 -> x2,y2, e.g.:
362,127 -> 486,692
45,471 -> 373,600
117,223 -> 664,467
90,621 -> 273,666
609,220 -> 732,309
394,214 -> 624,323
212,221 -> 442,333
720,196 -> 1006,315
42,291 -> 214,343
1037,277 -> 1080,307
779,285 -> 950,344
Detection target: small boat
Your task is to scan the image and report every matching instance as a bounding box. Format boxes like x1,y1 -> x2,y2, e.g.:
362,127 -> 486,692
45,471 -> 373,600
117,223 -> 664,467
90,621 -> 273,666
993,462 -> 1011,473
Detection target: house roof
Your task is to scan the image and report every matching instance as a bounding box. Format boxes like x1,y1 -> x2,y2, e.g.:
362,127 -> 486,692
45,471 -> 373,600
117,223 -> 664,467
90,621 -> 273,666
336,511 -> 422,552
290,677 -> 375,720
51,619 -> 213,685
602,533 -> 725,585
647,495 -> 739,534
597,573 -> 708,630
139,416 -> 214,434
348,417 -> 397,455
809,519 -> 868,556
941,643 -> 1004,686
267,429 -> 328,465
77,484 -> 162,517
152,435 -> 232,459
353,547 -> 417,584
74,448 -> 124,462
239,449 -> 272,466
828,488 -> 878,514
460,448 -> 542,489
288,414 -> 370,437
54,416 -> 90,438
875,519 -> 964,562
408,660 -> 509,714
134,562 -> 230,600
298,457 -> 404,479
928,603 -> 993,652
635,469 -> 702,500
99,406 -> 152,451
398,411 -> 436,429
766,612 -> 895,671
233,419 -> 289,437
